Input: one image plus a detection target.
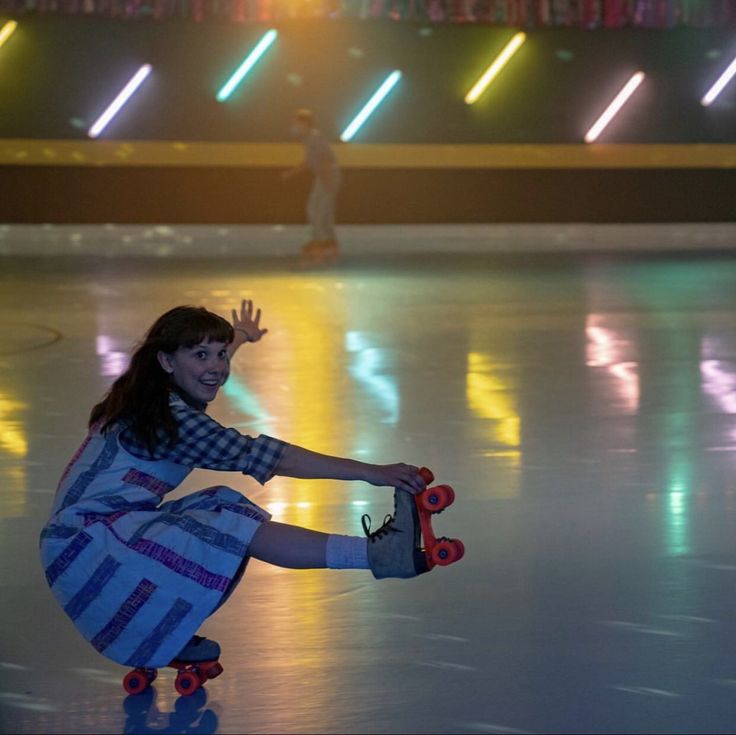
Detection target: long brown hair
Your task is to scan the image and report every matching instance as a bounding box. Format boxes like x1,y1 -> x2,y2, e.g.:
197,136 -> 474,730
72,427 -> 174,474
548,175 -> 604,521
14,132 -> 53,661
89,306 -> 234,453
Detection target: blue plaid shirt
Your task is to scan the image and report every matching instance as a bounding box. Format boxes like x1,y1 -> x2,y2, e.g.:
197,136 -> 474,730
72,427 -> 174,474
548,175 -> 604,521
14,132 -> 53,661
120,393 -> 288,485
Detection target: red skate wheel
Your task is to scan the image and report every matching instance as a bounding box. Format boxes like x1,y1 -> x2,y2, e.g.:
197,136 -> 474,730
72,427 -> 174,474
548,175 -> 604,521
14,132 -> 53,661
175,671 -> 201,696
420,484 -> 453,513
419,467 -> 434,485
431,539 -> 461,566
202,662 -> 223,680
452,539 -> 465,561
123,669 -> 150,695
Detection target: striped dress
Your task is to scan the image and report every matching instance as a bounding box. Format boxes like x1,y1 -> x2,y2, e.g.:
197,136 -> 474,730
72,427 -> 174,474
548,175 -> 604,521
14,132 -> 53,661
39,392 -> 287,669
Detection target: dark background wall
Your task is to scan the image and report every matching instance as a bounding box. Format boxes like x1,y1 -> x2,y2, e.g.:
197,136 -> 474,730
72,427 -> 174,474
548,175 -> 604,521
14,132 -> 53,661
1,17 -> 735,142
1,17 -> 734,222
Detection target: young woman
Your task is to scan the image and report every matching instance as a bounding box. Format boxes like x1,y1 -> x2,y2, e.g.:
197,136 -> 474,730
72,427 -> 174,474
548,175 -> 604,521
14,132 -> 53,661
39,301 -> 428,672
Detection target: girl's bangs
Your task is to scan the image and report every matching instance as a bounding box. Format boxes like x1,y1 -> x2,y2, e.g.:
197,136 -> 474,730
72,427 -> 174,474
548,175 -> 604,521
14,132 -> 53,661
178,310 -> 234,348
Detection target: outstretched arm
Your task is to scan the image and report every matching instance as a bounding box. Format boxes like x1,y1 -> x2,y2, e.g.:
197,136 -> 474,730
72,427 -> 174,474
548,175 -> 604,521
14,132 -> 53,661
281,161 -> 308,181
274,444 -> 426,495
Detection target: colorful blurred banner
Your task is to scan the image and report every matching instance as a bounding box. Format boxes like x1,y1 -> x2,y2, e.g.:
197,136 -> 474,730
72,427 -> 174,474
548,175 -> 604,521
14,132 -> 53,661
1,0 -> 734,27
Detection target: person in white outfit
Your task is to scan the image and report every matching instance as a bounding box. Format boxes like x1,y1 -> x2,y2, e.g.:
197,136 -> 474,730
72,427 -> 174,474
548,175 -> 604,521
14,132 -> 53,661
283,109 -> 342,264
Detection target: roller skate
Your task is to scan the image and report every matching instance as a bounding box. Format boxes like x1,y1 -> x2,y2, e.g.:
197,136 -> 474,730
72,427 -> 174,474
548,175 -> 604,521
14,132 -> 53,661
299,239 -> 321,267
363,466 -> 464,579
415,467 -> 465,569
122,635 -> 223,697
318,239 -> 340,265
299,239 -> 340,268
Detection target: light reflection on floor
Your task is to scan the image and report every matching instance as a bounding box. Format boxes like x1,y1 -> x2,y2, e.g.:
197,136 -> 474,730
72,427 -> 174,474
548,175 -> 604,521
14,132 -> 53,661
3,252 -> 736,733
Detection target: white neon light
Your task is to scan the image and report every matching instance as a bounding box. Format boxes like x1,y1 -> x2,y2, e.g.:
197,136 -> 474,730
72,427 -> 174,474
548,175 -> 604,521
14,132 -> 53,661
216,29 -> 278,102
584,71 -> 645,143
340,70 -> 402,143
701,55 -> 736,106
88,64 -> 152,139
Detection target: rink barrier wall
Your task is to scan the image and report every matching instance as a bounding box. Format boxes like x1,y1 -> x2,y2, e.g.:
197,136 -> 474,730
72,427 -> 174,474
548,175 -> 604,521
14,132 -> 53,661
1,158 -> 734,223
1,140 -> 736,168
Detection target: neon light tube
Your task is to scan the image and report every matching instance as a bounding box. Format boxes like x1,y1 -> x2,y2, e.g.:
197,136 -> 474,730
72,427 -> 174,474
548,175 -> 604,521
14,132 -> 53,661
216,29 -> 278,102
88,64 -> 152,139
584,71 -> 645,143
464,32 -> 526,105
340,70 -> 402,143
0,20 -> 18,49
701,55 -> 736,106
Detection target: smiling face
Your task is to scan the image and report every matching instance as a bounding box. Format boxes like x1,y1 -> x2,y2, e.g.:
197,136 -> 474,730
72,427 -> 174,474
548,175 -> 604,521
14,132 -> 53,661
157,339 -> 230,405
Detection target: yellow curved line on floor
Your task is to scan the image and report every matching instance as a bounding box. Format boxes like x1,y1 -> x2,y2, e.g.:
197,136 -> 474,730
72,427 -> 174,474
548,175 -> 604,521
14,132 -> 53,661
1,139 -> 735,168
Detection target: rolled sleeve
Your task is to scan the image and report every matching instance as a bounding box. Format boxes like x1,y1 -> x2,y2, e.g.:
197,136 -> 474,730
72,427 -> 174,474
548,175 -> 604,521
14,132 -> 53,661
122,395 -> 288,483
244,435 -> 288,485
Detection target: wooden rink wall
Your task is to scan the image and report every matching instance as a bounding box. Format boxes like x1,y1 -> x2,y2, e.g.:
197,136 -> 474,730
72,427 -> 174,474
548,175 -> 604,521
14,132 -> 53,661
2,141 -> 735,223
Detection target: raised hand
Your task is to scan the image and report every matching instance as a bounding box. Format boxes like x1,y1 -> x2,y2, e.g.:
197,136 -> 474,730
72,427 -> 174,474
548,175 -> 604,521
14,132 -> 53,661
231,298 -> 268,344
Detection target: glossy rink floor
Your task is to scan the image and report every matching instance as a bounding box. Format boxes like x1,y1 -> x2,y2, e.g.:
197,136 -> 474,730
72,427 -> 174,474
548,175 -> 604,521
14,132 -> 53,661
4,252 -> 736,735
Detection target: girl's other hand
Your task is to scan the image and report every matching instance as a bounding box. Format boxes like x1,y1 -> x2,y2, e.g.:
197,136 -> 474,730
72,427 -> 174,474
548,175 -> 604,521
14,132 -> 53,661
368,463 -> 427,495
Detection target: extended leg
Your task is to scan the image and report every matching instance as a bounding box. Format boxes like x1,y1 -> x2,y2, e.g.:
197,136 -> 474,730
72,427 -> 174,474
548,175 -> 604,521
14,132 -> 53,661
306,182 -> 320,242
249,520 -> 329,568
247,519 -> 370,573
250,505 -> 427,577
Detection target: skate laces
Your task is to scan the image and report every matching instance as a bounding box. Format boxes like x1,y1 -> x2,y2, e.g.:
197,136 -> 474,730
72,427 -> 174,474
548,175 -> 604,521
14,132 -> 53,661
361,513 -> 397,542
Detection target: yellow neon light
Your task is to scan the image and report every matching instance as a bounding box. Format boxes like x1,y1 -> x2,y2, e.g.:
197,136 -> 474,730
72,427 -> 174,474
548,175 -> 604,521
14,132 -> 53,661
0,20 -> 18,49
465,32 -> 526,105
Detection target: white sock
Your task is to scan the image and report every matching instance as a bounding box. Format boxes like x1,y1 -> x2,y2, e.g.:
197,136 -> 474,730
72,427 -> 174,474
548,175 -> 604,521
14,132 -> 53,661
325,534 -> 370,570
